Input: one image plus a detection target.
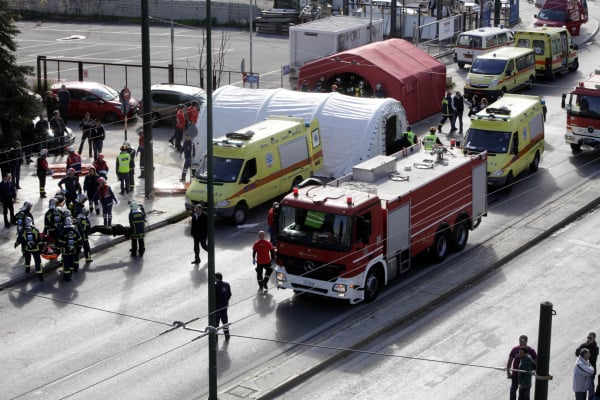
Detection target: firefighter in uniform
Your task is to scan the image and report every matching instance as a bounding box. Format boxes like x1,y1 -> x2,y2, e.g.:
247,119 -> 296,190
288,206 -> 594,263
403,125 -> 418,146
36,148 -> 50,198
422,127 -> 443,150
437,91 -> 454,133
116,145 -> 131,195
43,198 -> 64,243
16,217 -> 44,280
128,201 -> 146,257
14,201 -> 34,257
76,207 -> 92,262
58,217 -> 82,281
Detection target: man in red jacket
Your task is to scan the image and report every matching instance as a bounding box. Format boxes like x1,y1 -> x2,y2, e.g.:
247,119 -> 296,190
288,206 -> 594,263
252,230 -> 275,291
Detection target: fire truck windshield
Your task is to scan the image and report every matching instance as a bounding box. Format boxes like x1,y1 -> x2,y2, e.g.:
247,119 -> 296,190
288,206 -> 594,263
278,205 -> 353,251
464,129 -> 512,154
571,94 -> 600,119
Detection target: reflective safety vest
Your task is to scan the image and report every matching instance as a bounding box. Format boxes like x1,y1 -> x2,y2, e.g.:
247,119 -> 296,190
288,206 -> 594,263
422,134 -> 438,150
441,98 -> 452,116
404,131 -> 416,145
117,152 -> 131,173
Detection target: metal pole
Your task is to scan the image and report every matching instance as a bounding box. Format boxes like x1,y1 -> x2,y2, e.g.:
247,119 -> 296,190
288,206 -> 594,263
249,0 -> 254,88
206,0 -> 217,398
171,0 -> 175,68
141,0 -> 154,199
534,301 -> 555,400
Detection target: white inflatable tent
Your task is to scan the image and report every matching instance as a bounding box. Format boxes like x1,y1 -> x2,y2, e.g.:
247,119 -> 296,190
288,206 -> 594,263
193,85 -> 407,178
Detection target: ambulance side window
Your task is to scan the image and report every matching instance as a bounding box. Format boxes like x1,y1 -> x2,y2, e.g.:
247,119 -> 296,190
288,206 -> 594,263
511,132 -> 519,155
240,158 -> 257,184
505,60 -> 514,75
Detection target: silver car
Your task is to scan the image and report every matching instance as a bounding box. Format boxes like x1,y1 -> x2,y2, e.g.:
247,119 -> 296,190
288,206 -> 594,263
145,84 -> 206,127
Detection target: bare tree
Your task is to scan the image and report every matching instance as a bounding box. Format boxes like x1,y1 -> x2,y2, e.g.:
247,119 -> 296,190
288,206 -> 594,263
190,30 -> 231,91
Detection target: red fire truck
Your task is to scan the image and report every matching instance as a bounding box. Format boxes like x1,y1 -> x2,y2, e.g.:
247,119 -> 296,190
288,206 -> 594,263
274,146 -> 488,304
562,68 -> 600,154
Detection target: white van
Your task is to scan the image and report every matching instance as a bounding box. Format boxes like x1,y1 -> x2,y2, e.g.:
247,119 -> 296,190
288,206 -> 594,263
454,27 -> 515,68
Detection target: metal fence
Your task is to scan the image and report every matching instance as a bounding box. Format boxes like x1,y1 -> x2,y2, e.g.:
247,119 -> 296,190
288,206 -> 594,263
412,13 -> 478,59
35,56 -> 260,96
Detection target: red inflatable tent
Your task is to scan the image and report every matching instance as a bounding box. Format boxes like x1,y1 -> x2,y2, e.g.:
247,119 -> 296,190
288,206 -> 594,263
298,38 -> 447,124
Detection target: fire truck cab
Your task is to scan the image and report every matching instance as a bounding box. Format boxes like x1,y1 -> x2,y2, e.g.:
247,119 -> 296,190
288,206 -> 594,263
562,68 -> 600,153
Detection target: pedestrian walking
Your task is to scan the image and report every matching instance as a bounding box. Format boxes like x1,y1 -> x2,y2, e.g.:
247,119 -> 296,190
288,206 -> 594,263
507,335 -> 538,400
129,201 -> 146,257
180,133 -> 195,182
169,104 -> 186,152
116,145 -> 131,195
576,332 -> 599,400
83,167 -> 100,215
91,177 -> 118,226
575,348 -> 596,400
44,91 -> 58,119
451,91 -> 465,135
78,112 -> 94,157
49,110 -> 67,156
187,100 -> 199,137
252,230 -> 275,291
215,272 -> 232,341
191,203 -> 208,264
9,141 -> 23,189
90,119 -> 105,160
57,84 -> 71,124
517,346 -> 536,400
36,148 -> 50,198
15,217 -> 44,281
437,91 -> 454,133
0,173 -> 17,228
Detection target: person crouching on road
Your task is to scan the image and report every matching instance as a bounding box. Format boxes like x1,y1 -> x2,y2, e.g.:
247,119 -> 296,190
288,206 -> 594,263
58,217 -> 82,281
129,201 -> 146,257
180,133 -> 195,182
91,177 -> 118,226
58,167 -> 82,211
116,145 -> 131,195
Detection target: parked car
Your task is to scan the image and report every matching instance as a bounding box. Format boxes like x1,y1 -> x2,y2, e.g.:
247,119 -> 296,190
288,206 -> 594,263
143,84 -> 206,127
32,116 -> 76,155
51,81 -> 139,124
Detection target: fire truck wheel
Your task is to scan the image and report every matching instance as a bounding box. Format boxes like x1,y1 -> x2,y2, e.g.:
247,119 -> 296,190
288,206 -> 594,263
363,267 -> 383,303
232,203 -> 249,225
450,219 -> 469,252
570,143 -> 581,154
431,229 -> 449,263
529,151 -> 540,172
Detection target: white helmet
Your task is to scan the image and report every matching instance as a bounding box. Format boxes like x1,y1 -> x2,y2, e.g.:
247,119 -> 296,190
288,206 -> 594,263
130,201 -> 138,211
68,146 -> 74,153
40,148 -> 48,156
21,201 -> 32,211
64,217 -> 73,228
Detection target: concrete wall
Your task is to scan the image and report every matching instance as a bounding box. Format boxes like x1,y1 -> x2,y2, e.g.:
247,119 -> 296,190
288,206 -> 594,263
11,0 -> 260,25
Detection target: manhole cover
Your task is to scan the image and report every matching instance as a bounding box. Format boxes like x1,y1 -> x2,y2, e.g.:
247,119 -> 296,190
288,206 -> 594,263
57,35 -> 86,41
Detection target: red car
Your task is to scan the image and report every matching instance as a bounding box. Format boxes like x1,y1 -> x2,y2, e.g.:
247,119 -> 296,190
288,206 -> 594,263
51,81 -> 139,123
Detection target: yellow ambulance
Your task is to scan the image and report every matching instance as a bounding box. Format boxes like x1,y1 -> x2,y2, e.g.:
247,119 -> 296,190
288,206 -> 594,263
185,116 -> 323,224
464,47 -> 536,102
463,94 -> 545,191
514,26 -> 579,80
